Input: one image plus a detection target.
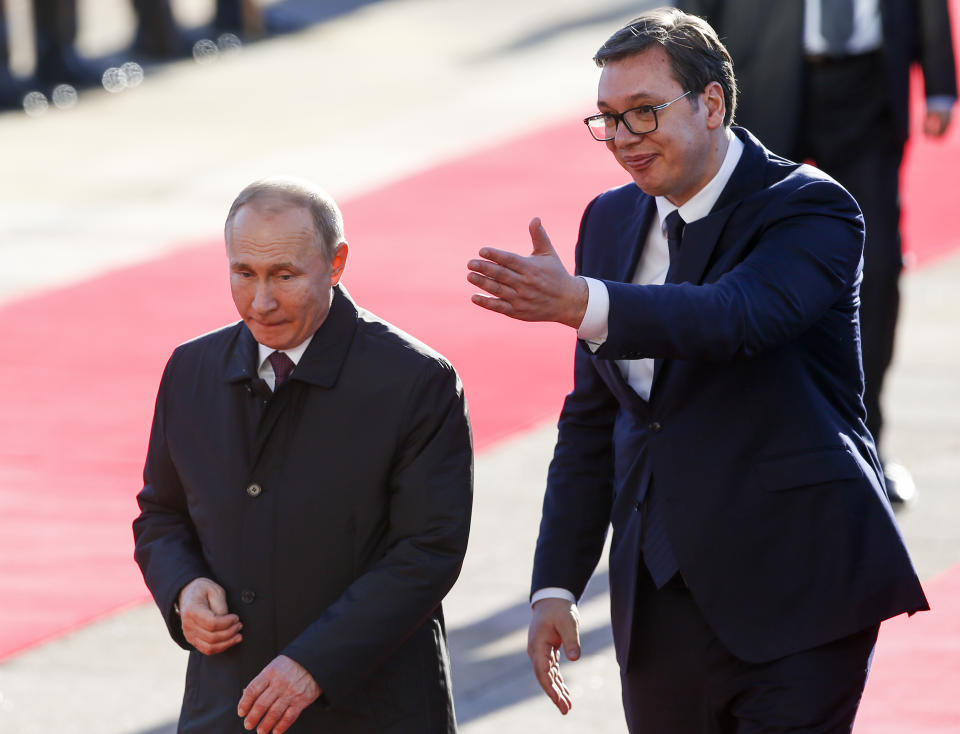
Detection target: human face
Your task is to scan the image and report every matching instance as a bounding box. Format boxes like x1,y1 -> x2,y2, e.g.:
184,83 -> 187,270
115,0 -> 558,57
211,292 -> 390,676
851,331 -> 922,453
597,46 -> 726,206
227,202 -> 347,350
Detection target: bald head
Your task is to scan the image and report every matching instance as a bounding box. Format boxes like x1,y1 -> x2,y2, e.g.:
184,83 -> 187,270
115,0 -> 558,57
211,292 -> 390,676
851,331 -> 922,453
225,177 -> 346,260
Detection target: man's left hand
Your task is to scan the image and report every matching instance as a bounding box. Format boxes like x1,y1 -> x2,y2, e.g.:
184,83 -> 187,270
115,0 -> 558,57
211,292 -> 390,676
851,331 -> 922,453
238,655 -> 321,734
467,217 -> 588,328
924,108 -> 952,137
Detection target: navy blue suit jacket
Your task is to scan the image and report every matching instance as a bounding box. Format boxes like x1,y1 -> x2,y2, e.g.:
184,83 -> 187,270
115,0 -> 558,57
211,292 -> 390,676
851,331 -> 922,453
531,128 -> 927,667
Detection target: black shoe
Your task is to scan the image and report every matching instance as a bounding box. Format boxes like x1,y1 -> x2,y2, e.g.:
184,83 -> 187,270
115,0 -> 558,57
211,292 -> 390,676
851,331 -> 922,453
883,461 -> 917,505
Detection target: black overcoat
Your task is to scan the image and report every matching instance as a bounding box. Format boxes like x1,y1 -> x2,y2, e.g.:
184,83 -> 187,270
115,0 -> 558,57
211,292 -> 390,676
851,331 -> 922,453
134,286 -> 473,733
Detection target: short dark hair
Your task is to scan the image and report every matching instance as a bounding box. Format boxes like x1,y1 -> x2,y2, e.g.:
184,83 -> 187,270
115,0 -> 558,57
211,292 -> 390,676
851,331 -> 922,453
224,177 -> 345,260
593,7 -> 737,127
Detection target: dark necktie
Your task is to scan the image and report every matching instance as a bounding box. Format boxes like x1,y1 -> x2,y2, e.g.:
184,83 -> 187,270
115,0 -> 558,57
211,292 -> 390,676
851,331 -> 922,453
664,210 -> 685,282
267,350 -> 295,390
820,0 -> 855,56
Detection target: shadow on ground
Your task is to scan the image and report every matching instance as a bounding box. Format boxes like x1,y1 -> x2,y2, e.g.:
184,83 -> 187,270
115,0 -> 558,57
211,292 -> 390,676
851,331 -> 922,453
128,571 -> 612,733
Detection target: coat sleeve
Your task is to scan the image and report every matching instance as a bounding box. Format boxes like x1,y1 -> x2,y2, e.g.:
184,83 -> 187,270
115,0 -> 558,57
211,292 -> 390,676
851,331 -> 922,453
917,0 -> 958,100
595,177 -> 864,362
132,349 -> 212,649
280,359 -> 473,705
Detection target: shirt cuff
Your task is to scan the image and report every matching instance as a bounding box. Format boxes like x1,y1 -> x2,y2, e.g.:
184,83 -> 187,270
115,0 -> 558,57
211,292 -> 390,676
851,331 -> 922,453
530,587 -> 577,608
926,95 -> 956,113
576,276 -> 609,350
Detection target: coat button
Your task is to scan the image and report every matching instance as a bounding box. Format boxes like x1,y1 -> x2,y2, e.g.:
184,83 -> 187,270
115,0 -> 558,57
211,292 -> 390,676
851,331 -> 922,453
648,421 -> 662,432
246,483 -> 262,497
241,589 -> 256,604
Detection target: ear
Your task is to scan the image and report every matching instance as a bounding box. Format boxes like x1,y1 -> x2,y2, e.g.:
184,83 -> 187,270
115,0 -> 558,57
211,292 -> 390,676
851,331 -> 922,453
702,81 -> 726,130
329,242 -> 348,286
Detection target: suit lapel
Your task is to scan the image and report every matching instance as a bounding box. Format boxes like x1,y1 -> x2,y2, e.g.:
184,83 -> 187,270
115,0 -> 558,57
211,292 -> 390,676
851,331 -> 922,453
618,195 -> 658,283
652,128 -> 770,389
600,196 -> 657,401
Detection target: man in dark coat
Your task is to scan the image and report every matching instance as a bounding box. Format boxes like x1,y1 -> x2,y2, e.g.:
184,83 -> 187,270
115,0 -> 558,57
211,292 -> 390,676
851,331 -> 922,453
134,177 -> 473,733
467,9 -> 926,733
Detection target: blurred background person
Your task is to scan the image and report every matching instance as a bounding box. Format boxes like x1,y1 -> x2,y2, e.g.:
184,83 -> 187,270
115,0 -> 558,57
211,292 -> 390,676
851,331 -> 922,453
682,0 -> 958,504
1,0 -> 27,108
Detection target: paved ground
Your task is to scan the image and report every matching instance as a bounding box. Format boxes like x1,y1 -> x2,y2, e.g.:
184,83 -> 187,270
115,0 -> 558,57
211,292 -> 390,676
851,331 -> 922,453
1,1 -> 958,733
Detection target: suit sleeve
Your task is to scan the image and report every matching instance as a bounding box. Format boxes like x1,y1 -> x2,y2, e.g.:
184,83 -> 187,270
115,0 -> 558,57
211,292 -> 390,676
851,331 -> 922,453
531,197 -> 618,600
917,0 -> 958,100
530,345 -> 618,600
281,360 -> 472,705
132,350 -> 212,649
595,178 -> 864,362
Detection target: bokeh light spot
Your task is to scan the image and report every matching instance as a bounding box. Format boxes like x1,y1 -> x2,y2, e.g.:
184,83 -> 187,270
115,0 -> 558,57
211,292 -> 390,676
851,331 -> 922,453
121,62 -> 144,88
22,91 -> 49,117
52,84 -> 78,109
102,67 -> 129,93
217,34 -> 242,54
193,39 -> 219,64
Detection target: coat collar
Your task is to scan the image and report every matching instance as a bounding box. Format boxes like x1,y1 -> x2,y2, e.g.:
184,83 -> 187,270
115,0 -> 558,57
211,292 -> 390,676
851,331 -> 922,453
224,285 -> 359,388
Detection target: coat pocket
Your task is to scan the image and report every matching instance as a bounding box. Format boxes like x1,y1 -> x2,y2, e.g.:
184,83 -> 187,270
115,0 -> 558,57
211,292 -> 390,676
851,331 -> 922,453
754,447 -> 862,492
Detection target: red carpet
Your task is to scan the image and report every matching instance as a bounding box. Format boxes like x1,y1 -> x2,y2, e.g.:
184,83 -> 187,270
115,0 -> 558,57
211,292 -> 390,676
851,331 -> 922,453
857,565 -> 960,732
1,93 -> 959,734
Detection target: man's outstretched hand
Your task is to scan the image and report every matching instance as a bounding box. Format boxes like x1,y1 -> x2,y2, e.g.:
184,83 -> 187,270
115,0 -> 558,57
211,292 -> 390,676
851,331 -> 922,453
467,217 -> 588,328
527,597 -> 582,715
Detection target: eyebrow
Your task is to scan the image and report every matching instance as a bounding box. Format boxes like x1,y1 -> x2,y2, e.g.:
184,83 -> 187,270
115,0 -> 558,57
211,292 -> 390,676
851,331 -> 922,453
596,93 -> 656,111
230,261 -> 301,273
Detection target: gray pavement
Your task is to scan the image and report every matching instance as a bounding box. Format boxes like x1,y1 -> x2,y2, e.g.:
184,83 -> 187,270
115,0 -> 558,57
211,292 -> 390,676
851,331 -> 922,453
1,1 -> 958,733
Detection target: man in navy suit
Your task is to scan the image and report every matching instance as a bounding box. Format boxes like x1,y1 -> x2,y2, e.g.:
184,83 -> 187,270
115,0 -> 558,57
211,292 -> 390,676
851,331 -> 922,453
467,9 -> 927,733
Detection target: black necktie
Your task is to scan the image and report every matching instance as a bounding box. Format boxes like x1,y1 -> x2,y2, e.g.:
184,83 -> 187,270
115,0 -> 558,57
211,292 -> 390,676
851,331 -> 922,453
267,351 -> 295,390
664,210 -> 685,282
821,0 -> 854,55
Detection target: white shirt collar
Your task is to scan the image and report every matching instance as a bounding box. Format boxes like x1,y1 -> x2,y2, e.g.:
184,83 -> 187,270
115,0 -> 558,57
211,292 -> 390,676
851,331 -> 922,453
655,129 -> 744,233
256,334 -> 314,375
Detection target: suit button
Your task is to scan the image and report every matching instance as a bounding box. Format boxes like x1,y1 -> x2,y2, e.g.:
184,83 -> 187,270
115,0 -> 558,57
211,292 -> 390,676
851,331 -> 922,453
241,589 -> 256,604
246,483 -> 262,497
648,422 -> 662,432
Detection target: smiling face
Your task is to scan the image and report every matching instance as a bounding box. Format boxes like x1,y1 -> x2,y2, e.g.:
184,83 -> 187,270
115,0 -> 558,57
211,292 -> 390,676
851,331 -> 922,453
598,45 -> 727,206
226,200 -> 347,350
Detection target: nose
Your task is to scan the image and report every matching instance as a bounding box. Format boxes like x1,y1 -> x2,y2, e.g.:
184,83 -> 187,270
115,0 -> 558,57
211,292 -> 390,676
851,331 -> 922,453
251,281 -> 277,314
614,119 -> 642,146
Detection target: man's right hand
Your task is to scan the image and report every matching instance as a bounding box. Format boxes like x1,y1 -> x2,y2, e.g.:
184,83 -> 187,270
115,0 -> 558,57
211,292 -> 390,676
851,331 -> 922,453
178,577 -> 243,655
527,597 -> 582,715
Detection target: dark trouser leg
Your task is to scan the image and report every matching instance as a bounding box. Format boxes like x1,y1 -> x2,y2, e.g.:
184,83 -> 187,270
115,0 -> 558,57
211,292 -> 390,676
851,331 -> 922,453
727,625 -> 879,734
620,566 -> 879,733
32,0 -> 77,80
801,52 -> 904,447
842,151 -> 902,445
620,570 -> 718,733
131,0 -> 180,58
1,2 -> 19,107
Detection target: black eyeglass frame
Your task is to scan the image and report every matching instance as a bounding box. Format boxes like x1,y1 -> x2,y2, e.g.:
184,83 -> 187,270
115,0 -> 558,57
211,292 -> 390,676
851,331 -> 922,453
583,90 -> 692,141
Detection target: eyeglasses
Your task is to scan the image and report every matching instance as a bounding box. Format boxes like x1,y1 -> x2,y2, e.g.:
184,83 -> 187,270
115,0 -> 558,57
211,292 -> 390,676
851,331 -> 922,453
583,91 -> 692,141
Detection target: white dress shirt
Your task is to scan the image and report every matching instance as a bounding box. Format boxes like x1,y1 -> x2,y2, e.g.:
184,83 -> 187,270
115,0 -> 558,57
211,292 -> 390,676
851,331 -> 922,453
803,0 -> 883,56
532,130 -> 744,608
256,335 -> 314,391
